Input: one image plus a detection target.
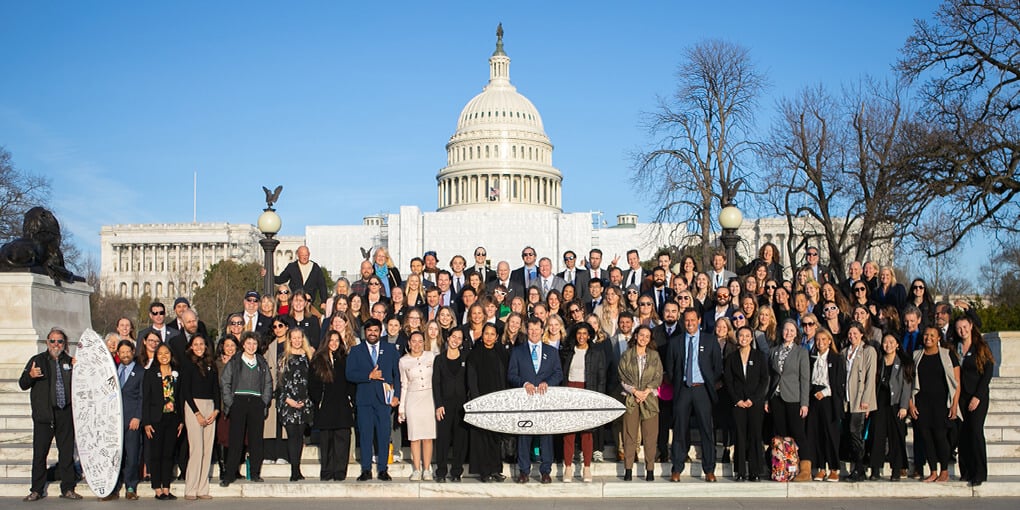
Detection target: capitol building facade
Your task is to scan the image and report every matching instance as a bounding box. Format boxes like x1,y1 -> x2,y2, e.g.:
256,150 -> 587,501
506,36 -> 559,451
100,29 -> 889,301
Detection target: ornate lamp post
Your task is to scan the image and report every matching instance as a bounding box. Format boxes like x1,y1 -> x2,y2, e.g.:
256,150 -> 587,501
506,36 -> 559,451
258,186 -> 283,296
719,203 -> 743,274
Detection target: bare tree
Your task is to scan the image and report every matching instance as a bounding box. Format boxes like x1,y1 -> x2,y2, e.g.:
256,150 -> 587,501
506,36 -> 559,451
898,0 -> 1020,255
0,146 -> 51,241
633,39 -> 766,267
899,211 -> 974,299
760,80 -> 925,282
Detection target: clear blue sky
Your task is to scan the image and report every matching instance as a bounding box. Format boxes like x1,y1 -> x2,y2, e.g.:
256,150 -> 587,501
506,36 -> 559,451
3,1 -> 982,276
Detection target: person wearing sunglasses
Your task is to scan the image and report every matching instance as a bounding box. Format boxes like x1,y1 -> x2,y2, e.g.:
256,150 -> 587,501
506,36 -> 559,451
138,301 -> 170,343
465,246 -> 497,285
908,278 -> 936,327
820,300 -> 849,350
20,327 -> 80,502
802,246 -> 836,286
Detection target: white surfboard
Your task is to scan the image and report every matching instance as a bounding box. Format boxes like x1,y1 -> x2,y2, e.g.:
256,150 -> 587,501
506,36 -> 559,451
71,329 -> 123,498
463,386 -> 624,435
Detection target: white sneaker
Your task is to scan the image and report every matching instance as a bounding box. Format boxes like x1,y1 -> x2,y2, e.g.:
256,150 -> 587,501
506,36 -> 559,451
277,459 -> 289,465
423,469 -> 433,481
393,451 -> 403,463
592,451 -> 604,463
410,469 -> 422,481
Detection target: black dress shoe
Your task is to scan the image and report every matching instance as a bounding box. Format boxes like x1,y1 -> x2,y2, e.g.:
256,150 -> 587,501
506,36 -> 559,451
969,480 -> 983,487
868,474 -> 880,481
646,470 -> 655,481
721,449 -> 731,464
436,476 -> 446,483
320,474 -> 333,482
733,473 -> 745,482
165,493 -> 177,500
219,480 -> 232,487
623,469 -> 632,481
451,475 -> 462,482
250,476 -> 264,483
155,494 -> 166,500
357,471 -> 372,482
748,474 -> 759,482
492,473 -> 506,482
378,471 -> 392,481
336,475 -> 347,481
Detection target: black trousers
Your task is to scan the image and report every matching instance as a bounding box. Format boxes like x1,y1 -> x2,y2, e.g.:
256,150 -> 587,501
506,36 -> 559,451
769,397 -> 808,455
31,408 -> 75,495
806,397 -> 840,471
284,424 -> 306,477
731,403 -> 764,477
846,411 -> 868,474
917,421 -> 951,473
150,415 -> 180,490
869,403 -> 906,476
435,404 -> 469,477
671,385 -> 715,475
224,396 -> 265,482
657,398 -> 673,461
318,428 -> 351,480
959,392 -> 989,483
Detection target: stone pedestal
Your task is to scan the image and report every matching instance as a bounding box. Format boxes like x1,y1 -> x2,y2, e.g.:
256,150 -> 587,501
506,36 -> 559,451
988,331 -> 1020,378
0,273 -> 93,365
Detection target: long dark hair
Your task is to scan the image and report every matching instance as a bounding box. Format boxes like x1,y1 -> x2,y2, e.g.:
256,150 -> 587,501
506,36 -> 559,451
311,330 -> 343,384
187,334 -> 215,372
958,316 -> 995,375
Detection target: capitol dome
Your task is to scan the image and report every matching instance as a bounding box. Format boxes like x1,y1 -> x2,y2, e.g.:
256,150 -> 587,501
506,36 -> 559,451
436,25 -> 563,212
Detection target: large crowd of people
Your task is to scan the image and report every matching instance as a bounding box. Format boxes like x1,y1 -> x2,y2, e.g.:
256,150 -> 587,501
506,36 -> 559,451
21,243 -> 997,501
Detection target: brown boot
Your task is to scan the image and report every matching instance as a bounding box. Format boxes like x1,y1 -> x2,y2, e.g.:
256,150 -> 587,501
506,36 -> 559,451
793,460 -> 813,482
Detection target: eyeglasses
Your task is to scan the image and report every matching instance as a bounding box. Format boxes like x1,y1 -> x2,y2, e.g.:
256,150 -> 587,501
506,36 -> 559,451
229,321 -> 244,326
245,297 -> 258,303
765,285 -> 777,290
678,295 -> 692,300
807,252 -> 819,257
733,314 -> 745,321
627,290 -> 639,294
277,289 -> 290,295
150,310 -> 165,316
494,290 -> 507,296
854,287 -> 868,292
47,338 -> 65,345
802,321 -> 817,327
273,324 -> 286,329
823,306 -> 838,313
475,252 -> 486,257
716,295 -> 729,300
570,308 -> 582,313
522,252 -> 535,257
369,282 -> 381,286
564,255 -> 575,261
639,302 -> 653,306
912,285 -> 925,290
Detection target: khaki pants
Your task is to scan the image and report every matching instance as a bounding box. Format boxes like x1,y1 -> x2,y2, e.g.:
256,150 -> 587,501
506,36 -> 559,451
184,399 -> 215,497
623,409 -> 657,470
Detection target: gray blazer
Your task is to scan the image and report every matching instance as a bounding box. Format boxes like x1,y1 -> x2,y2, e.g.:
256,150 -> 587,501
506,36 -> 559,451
768,343 -> 810,407
883,356 -> 912,411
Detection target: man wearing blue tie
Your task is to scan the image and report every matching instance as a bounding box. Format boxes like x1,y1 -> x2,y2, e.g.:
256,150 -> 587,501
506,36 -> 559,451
666,308 -> 723,482
109,340 -> 145,500
508,317 -> 563,484
346,319 -> 401,481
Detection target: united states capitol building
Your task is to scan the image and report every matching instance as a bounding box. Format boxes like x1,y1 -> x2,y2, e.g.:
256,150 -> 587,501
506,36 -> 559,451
100,29 -> 889,300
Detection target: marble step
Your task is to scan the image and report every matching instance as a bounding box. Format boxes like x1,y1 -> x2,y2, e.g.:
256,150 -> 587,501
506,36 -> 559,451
0,475 -> 1019,498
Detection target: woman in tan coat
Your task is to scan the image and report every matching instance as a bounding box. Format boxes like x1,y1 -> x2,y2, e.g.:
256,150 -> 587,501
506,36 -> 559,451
617,325 -> 663,482
844,322 -> 877,481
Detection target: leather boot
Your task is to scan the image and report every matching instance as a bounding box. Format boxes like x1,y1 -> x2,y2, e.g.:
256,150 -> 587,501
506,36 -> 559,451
793,460 -> 813,482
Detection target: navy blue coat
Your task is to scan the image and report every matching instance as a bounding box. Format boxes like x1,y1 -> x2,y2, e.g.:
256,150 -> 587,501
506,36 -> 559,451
345,340 -> 401,407
120,361 -> 145,423
507,342 -> 563,388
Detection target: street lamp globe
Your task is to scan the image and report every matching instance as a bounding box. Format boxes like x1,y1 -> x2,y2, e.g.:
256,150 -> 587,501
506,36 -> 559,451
257,209 -> 282,236
719,204 -> 743,230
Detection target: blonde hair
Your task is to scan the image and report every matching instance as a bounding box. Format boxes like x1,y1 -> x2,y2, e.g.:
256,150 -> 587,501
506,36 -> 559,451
281,328 -> 315,370
542,314 -> 566,345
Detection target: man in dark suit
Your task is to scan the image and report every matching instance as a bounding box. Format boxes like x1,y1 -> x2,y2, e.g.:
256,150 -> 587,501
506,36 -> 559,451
345,319 -> 401,481
702,286 -> 736,333
621,249 -> 646,291
239,290 -> 272,339
557,250 -> 589,294
273,245 -> 329,308
138,301 -> 171,343
510,246 -> 539,289
841,261 -> 864,300
487,261 -> 524,303
109,340 -> 145,500
507,317 -> 563,484
166,297 -> 208,338
465,246 -> 496,286
803,246 -> 836,285
19,327 -> 80,501
586,278 -> 605,314
643,267 -> 675,318
666,308 -> 723,482
652,302 -> 683,463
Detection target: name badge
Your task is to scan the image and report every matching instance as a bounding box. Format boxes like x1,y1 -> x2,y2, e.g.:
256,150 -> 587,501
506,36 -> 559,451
699,345 -> 704,352
748,360 -> 754,366
62,363 -> 71,371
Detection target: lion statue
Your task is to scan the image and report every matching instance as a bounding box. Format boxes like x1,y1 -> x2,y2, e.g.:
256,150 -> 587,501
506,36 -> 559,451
0,207 -> 80,285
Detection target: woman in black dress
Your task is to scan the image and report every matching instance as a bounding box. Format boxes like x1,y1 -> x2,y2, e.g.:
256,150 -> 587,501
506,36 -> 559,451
277,328 -> 315,481
956,316 -> 994,486
433,329 -> 470,482
466,323 -> 508,482
909,327 -> 960,483
308,330 -> 356,481
142,344 -> 182,500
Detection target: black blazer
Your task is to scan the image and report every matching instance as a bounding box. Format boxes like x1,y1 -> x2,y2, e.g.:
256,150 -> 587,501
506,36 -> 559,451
432,350 -> 469,410
723,348 -> 770,406
308,351 -> 356,430
560,344 -> 607,394
809,349 -> 847,417
142,366 -> 182,426
959,345 -> 993,401
465,266 -> 497,285
19,351 -> 74,423
275,260 -> 329,305
652,323 -> 683,380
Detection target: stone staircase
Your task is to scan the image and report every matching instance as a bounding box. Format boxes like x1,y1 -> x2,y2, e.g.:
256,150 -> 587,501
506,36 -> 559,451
1,365 -> 1019,499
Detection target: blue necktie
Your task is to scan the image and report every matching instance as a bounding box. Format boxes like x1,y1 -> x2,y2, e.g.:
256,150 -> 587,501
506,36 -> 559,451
55,361 -> 67,409
371,345 -> 378,366
686,335 -> 696,387
118,365 -> 128,387
531,344 -> 540,373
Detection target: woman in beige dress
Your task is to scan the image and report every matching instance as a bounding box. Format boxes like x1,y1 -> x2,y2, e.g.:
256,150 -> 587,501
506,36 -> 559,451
398,331 -> 437,481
